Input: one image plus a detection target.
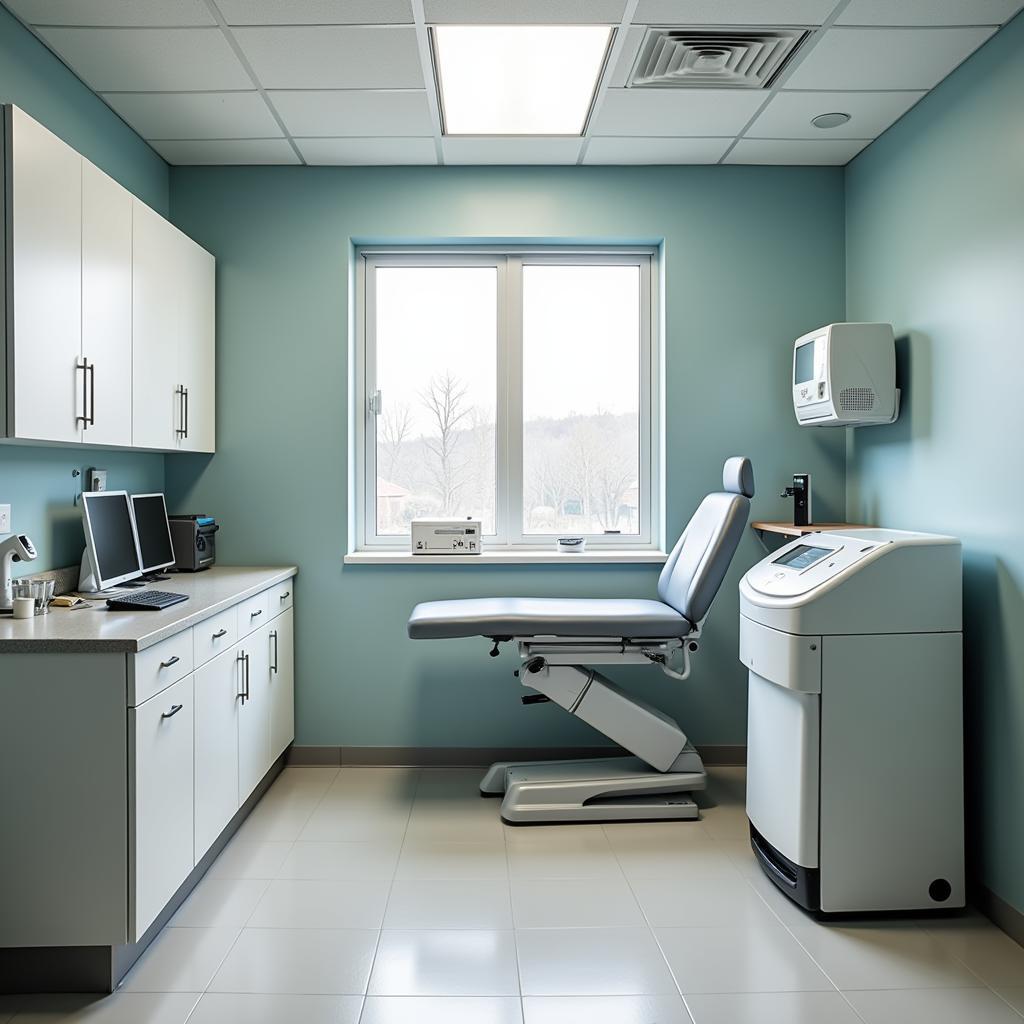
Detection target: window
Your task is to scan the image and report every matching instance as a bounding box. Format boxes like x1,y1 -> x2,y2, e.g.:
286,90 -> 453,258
355,248 -> 659,552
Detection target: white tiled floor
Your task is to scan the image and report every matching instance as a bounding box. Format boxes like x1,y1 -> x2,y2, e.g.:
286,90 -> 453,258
6,765 -> 1024,1023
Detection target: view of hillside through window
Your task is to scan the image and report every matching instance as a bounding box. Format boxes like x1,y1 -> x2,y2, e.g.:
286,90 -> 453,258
372,260 -> 642,539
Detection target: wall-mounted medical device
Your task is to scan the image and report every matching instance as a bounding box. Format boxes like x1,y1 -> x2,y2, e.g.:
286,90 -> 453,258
739,528 -> 963,913
412,518 -> 482,555
780,473 -> 812,526
793,322 -> 899,427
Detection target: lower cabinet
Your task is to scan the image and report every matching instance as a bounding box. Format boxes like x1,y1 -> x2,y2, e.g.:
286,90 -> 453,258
238,623 -> 272,802
193,646 -> 241,862
130,674 -> 195,939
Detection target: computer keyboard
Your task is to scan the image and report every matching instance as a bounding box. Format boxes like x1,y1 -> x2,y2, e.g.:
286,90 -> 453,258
106,590 -> 188,611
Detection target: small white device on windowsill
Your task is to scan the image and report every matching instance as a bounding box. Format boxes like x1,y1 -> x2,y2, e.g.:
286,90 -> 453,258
412,518 -> 482,555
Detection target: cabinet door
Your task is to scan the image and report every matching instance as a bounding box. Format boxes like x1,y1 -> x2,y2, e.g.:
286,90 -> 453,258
81,162 -> 132,446
9,107 -> 82,443
237,627 -> 271,803
130,674 -> 194,940
194,646 -> 241,862
132,200 -> 179,449
268,609 -> 295,761
176,232 -> 215,453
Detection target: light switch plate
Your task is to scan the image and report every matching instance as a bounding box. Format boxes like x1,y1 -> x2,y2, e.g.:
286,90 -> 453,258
87,469 -> 107,492
0,504 -> 10,534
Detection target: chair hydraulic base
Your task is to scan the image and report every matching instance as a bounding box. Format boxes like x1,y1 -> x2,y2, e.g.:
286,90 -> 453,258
481,753 -> 705,825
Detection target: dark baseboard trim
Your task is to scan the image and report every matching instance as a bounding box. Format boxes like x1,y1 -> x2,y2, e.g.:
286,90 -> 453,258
0,753 -> 286,995
974,885 -> 1024,949
287,744 -> 747,768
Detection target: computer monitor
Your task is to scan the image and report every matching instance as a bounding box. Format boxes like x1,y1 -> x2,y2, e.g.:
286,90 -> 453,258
81,491 -> 143,590
131,493 -> 176,574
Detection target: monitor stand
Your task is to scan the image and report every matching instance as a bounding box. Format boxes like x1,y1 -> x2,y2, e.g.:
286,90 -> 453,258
78,550 -> 145,594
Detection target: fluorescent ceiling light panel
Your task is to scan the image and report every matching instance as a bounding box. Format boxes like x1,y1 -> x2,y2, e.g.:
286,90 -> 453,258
433,25 -> 613,135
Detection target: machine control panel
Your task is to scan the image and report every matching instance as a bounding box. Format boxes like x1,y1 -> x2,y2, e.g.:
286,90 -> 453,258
747,535 -> 880,598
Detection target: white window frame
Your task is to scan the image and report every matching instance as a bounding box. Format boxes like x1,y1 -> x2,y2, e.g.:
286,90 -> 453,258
352,245 -> 662,554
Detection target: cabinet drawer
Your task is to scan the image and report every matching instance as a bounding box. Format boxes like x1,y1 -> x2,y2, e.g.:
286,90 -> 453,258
739,615 -> 821,694
269,579 -> 294,615
193,606 -> 238,668
237,590 -> 270,639
130,674 -> 194,940
131,629 -> 194,707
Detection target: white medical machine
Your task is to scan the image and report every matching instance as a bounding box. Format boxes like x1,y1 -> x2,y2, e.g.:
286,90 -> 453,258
0,533 -> 37,611
793,322 -> 899,427
411,518 -> 482,555
740,529 -> 964,913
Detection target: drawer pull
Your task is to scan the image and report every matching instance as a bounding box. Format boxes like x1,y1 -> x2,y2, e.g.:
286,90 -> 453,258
161,704 -> 183,719
160,655 -> 181,668
250,609 -> 263,618
271,629 -> 278,674
280,591 -> 290,600
212,629 -> 228,639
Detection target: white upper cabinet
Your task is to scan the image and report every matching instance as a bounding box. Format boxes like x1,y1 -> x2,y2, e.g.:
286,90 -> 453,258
1,104 -> 215,453
132,200 -> 216,453
5,106 -> 82,443
82,162 -> 133,447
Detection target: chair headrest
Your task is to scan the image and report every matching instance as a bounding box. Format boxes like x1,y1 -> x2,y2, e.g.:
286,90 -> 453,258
723,457 -> 755,498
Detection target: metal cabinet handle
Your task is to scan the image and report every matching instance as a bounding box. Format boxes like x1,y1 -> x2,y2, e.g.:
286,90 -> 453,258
244,652 -> 250,700
212,628 -> 228,639
161,704 -> 183,719
160,655 -> 180,668
88,361 -> 96,426
175,385 -> 186,437
250,609 -> 263,618
183,386 -> 189,439
271,630 -> 278,674
76,359 -> 89,427
280,591 -> 290,600
237,651 -> 247,702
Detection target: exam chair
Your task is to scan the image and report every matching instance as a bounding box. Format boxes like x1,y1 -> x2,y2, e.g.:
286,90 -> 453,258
407,457 -> 755,824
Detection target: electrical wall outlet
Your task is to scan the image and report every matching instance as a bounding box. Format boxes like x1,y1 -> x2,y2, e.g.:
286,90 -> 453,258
0,504 -> 10,534
87,469 -> 108,492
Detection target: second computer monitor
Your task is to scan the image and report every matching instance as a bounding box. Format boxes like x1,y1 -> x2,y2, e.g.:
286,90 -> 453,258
131,493 -> 176,574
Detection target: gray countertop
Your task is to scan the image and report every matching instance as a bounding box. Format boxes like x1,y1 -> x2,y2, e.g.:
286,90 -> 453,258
0,565 -> 297,653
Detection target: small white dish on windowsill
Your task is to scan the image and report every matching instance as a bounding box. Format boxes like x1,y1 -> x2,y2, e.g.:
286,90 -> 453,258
556,537 -> 587,554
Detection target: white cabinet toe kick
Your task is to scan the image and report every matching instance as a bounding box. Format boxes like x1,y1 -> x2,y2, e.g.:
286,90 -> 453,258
0,567 -> 297,994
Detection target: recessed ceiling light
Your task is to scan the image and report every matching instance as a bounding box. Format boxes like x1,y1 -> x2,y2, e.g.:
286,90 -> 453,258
811,111 -> 852,129
432,25 -> 613,136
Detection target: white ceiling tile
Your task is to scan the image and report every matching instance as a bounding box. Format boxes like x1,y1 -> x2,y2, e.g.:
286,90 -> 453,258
748,89 -> 925,140
425,0 -> 626,23
725,138 -> 871,164
216,0 -> 414,25
441,137 -> 582,164
295,137 -> 437,164
634,0 -> 837,24
784,26 -> 997,90
269,90 -> 433,136
102,91 -> 282,139
584,136 -> 730,163
150,138 -> 300,164
232,26 -> 424,89
36,27 -> 253,91
837,0 -> 1023,26
3,0 -> 215,26
591,89 -> 766,136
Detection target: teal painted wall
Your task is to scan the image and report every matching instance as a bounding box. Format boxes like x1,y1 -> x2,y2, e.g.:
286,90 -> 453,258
0,6 -> 169,574
845,14 -> 1024,913
166,164 -> 847,748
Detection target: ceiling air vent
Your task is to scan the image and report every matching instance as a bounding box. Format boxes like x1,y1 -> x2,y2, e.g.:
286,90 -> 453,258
628,27 -> 809,89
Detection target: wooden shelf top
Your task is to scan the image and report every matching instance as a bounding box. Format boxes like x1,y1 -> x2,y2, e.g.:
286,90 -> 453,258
751,521 -> 875,538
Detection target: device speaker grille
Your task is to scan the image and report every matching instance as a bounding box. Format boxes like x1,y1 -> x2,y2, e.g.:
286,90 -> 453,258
840,387 -> 876,411
628,28 -> 808,89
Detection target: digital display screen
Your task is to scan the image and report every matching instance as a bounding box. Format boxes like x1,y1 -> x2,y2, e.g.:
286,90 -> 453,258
84,493 -> 141,584
132,494 -> 175,571
773,544 -> 830,570
794,340 -> 816,384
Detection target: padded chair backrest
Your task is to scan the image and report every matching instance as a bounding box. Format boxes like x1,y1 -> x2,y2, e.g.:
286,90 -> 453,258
657,457 -> 755,626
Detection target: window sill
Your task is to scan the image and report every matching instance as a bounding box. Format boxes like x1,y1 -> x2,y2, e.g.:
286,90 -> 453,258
344,549 -> 669,566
